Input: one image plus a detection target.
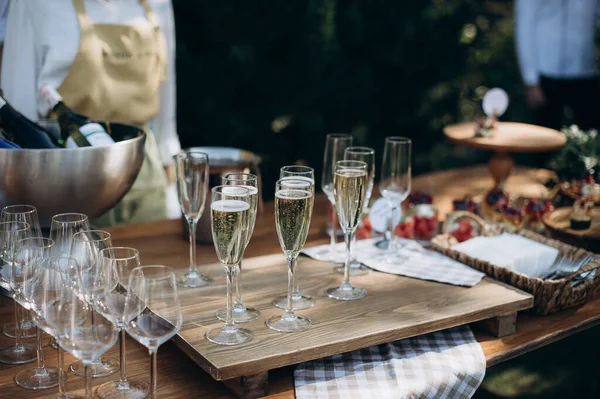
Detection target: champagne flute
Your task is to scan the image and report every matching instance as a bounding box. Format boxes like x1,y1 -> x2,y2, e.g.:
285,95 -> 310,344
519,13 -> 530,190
337,147 -> 376,276
267,179 -> 313,332
52,261 -> 119,399
124,266 -> 183,398
174,151 -> 211,288
207,186 -> 253,345
0,221 -> 36,364
95,247 -> 149,399
68,230 -> 119,378
1,205 -> 40,340
327,160 -> 369,300
29,257 -> 85,399
379,137 -> 412,262
216,173 -> 260,323
320,134 -> 353,259
13,237 -> 60,390
272,165 -> 316,310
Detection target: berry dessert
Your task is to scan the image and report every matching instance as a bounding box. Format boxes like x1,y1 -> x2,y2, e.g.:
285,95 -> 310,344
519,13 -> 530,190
451,219 -> 475,243
481,187 -> 509,221
356,215 -> 373,239
524,198 -> 554,232
499,205 -> 527,228
395,216 -> 414,239
413,204 -> 438,241
453,195 -> 480,215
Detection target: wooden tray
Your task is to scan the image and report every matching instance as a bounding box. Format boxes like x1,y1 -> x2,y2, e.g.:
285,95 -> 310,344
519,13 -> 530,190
543,207 -> 600,253
172,252 -> 532,398
443,122 -> 566,153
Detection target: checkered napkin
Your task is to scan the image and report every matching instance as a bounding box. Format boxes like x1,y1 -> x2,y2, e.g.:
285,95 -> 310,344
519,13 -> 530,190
295,325 -> 486,399
302,238 -> 485,287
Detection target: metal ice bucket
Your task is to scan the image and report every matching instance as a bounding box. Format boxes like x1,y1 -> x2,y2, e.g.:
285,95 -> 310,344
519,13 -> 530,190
181,147 -> 262,243
0,121 -> 146,227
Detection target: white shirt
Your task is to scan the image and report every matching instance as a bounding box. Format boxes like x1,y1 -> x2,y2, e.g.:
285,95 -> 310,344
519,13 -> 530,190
1,0 -> 181,164
515,0 -> 599,86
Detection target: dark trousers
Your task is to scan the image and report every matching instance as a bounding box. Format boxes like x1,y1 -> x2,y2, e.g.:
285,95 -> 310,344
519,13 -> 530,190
536,75 -> 600,131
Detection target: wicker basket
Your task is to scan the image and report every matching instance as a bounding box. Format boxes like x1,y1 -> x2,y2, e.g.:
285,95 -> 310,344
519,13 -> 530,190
432,212 -> 600,315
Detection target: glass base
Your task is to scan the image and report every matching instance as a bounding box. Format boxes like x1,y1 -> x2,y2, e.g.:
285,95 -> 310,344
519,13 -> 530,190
327,285 -> 367,301
266,313 -> 311,333
70,357 -> 119,378
4,320 -> 37,339
205,326 -> 253,346
15,366 -> 60,390
375,239 -> 389,250
272,293 -> 315,310
96,379 -> 149,399
216,305 -> 260,323
47,394 -> 85,399
335,263 -> 370,276
176,271 -> 212,288
0,343 -> 37,364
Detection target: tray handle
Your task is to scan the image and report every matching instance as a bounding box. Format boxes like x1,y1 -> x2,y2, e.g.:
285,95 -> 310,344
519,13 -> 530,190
443,211 -> 489,235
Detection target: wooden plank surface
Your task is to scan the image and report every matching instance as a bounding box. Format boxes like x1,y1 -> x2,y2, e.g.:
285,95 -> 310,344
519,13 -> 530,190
173,255 -> 531,381
1,166 -> 598,399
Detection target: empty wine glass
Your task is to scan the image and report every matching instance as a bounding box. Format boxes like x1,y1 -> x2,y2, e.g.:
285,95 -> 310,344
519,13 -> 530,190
124,265 -> 183,398
216,173 -> 260,323
12,237 -> 60,390
69,230 -> 119,378
174,151 -> 211,288
267,179 -> 314,333
52,264 -> 119,399
207,186 -> 253,345
379,137 -> 412,262
50,213 -> 90,257
29,256 -> 85,399
0,221 -> 36,365
1,205 -> 40,340
327,160 -> 369,300
272,165 -> 316,311
320,134 -> 353,260
337,147 -> 375,276
95,247 -> 149,399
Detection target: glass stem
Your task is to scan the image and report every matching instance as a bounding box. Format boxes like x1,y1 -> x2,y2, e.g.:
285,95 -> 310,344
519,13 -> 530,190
388,204 -> 397,254
57,346 -> 66,394
234,261 -> 243,310
84,364 -> 91,399
118,329 -> 127,385
187,217 -> 198,275
350,231 -> 358,266
225,266 -> 235,329
285,257 -> 296,317
13,300 -> 22,348
36,327 -> 45,371
150,350 -> 158,399
343,233 -> 352,288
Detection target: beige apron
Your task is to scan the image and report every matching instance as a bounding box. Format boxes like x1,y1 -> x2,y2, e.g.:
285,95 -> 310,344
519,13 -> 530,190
58,0 -> 168,226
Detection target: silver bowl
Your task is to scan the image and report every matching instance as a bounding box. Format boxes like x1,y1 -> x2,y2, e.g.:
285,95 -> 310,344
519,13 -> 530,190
0,122 -> 146,226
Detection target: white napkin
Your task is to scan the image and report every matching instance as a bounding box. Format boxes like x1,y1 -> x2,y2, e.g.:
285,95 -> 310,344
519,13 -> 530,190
302,238 -> 485,287
452,233 -> 559,278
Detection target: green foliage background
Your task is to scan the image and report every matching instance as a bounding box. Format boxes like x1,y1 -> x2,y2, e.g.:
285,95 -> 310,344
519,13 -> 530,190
173,0 -> 530,198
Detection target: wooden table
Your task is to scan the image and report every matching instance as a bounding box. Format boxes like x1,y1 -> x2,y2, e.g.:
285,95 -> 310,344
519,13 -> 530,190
1,165 -> 599,399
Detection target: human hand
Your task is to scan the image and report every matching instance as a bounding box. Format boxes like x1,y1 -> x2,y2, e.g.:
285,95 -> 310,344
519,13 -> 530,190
526,85 -> 545,109
164,164 -> 176,185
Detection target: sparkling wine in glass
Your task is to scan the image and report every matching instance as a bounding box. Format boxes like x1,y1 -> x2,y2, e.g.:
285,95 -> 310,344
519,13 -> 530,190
0,221 -> 36,365
337,147 -> 376,276
29,256 -> 86,399
68,230 -> 119,379
267,179 -> 313,332
124,265 -> 183,398
379,137 -> 411,262
1,205 -> 41,340
320,134 -> 353,259
327,160 -> 369,300
216,173 -> 260,323
12,237 -> 60,390
95,247 -> 149,399
272,165 -> 316,311
207,186 -> 253,345
174,151 -> 211,288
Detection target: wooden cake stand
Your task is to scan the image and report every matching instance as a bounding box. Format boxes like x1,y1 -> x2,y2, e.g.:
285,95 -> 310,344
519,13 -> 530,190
443,122 -> 566,185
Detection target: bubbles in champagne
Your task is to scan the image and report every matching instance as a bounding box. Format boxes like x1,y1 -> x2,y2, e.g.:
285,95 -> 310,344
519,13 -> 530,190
334,169 -> 368,233
211,200 -> 249,266
275,189 -> 312,256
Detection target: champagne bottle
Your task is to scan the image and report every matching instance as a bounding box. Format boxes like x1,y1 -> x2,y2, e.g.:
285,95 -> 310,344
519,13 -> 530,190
0,96 -> 60,148
40,86 -> 115,148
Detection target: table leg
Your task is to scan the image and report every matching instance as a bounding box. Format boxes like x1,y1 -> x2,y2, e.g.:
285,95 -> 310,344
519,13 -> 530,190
477,312 -> 518,338
489,152 -> 515,186
223,371 -> 269,399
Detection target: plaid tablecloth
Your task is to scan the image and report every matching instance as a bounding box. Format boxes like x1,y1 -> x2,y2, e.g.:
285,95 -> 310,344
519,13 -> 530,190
295,325 -> 485,399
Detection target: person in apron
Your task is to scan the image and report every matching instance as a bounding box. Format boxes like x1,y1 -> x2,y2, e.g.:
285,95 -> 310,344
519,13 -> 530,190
1,0 -> 179,226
